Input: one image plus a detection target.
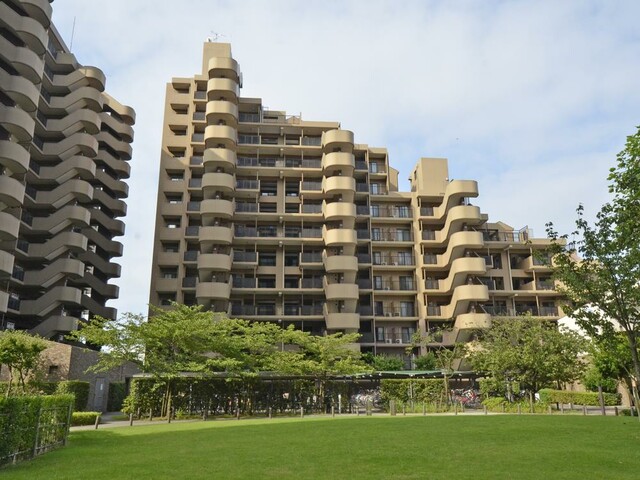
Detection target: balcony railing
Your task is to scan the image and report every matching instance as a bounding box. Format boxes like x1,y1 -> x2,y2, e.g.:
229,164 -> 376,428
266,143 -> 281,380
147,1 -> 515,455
301,204 -> 322,214
357,279 -> 372,289
237,179 -> 259,189
183,251 -> 198,261
283,305 -> 324,316
355,161 -> 367,171
370,206 -> 412,218
301,278 -> 323,288
374,280 -> 416,291
356,205 -> 370,215
185,226 -> 199,236
233,251 -> 257,262
376,306 -> 417,317
182,277 -> 197,288
478,229 -> 528,243
372,255 -> 415,266
301,252 -> 322,263
357,253 -> 371,263
372,230 -> 412,242
376,329 -> 415,344
420,206 -> 435,216
301,136 -> 321,146
233,277 -> 256,288
188,178 -> 202,188
300,181 -> 322,191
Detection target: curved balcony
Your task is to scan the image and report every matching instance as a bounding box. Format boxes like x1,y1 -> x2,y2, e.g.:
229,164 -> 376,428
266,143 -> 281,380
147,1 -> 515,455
48,86 -> 103,114
0,175 -> 25,207
28,231 -> 87,260
207,57 -> 241,81
201,225 -> 233,245
0,104 -> 35,143
324,282 -> 359,301
323,226 -> 357,246
201,199 -> 234,219
203,148 -> 236,171
96,131 -> 132,160
0,68 -> 39,112
90,209 -> 125,236
21,286 -> 82,318
0,212 -> 20,240
78,250 -> 121,278
323,201 -> 356,221
197,253 -> 232,272
196,281 -> 231,300
0,250 -> 14,278
322,152 -> 355,174
30,315 -> 78,339
206,78 -> 239,101
95,169 -> 128,198
0,35 -> 43,83
0,2 -> 48,54
426,257 -> 487,293
202,172 -> 235,194
427,231 -> 484,269
322,129 -> 354,153
33,179 -> 93,209
31,205 -> 91,235
83,227 -> 123,257
96,150 -> 131,179
435,180 -> 480,216
441,284 -> 490,318
103,95 -> 136,125
206,100 -> 238,126
21,0 -> 52,28
39,155 -> 96,183
93,188 -> 127,216
324,311 -> 360,330
48,109 -> 101,136
427,206 -> 483,243
23,258 -> 84,289
40,132 -> 99,159
455,312 -> 491,331
81,294 -> 117,320
0,140 -> 29,174
323,176 -> 355,195
324,254 -> 358,273
99,111 -> 133,143
204,124 -> 237,149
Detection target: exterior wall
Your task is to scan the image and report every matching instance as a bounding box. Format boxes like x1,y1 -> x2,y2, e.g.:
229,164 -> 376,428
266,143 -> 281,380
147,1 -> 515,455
0,340 -> 139,411
149,42 -> 564,367
0,0 -> 135,341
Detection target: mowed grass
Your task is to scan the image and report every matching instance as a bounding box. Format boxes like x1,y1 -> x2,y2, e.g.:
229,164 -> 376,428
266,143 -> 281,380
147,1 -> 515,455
3,415 -> 640,480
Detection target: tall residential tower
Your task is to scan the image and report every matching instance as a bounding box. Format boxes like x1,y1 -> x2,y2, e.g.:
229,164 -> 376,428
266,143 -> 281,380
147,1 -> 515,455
0,0 -> 135,341
149,42 -> 560,363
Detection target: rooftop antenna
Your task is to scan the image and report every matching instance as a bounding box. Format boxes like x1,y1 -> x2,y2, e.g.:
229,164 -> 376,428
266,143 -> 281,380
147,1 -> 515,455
206,31 -> 226,42
69,16 -> 76,50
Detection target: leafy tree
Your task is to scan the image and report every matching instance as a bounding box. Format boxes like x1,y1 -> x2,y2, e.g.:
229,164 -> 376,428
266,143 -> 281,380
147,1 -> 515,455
546,126 -> 640,405
414,352 -> 437,370
583,333 -> 634,396
362,353 -> 405,371
0,330 -> 48,397
468,316 -> 587,402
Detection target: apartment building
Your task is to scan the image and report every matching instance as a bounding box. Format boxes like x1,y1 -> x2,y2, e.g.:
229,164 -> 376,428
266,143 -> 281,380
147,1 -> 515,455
0,0 -> 135,341
149,42 -> 561,362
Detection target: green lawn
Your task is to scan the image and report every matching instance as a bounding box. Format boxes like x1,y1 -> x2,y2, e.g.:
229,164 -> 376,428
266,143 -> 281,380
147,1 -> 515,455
3,416 -> 640,479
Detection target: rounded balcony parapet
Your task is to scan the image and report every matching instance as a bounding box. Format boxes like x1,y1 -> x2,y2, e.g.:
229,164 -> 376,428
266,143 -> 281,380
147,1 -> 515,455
207,78 -> 239,102
204,125 -> 237,149
207,57 -> 241,82
322,129 -> 354,153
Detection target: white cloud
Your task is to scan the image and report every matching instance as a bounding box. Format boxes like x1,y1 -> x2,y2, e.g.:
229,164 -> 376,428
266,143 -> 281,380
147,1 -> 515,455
50,0 -> 640,316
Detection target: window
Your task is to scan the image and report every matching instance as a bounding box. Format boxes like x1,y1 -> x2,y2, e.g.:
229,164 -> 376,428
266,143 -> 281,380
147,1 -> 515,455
163,242 -> 179,253
370,205 -> 380,217
259,252 -> 276,266
284,253 -> 299,267
165,217 -> 181,229
166,194 -> 182,204
167,171 -> 184,181
158,293 -> 177,306
161,268 -> 178,279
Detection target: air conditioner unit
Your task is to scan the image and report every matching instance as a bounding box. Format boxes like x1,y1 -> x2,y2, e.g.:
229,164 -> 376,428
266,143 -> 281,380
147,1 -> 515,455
394,312 -> 401,317
395,339 -> 402,344
380,262 -> 387,266
385,313 -> 392,317
385,339 -> 393,344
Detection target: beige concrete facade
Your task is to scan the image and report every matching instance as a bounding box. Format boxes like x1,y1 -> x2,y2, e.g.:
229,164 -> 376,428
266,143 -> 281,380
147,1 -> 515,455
149,42 -> 562,366
0,0 -> 135,340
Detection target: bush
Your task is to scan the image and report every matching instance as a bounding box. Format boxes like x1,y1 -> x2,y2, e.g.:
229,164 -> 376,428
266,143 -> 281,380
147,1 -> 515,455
414,353 -> 437,370
482,397 -> 549,413
538,388 -> 621,406
380,379 -> 446,406
55,381 -> 90,411
0,394 -> 74,465
107,382 -> 127,412
71,412 -> 101,426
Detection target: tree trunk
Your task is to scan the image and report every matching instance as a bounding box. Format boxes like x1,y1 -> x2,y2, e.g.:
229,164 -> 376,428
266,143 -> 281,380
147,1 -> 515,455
624,331 -> 640,422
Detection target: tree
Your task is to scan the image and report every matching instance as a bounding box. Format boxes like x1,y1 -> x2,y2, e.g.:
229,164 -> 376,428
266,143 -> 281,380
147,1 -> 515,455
0,330 -> 48,397
583,332 -> 634,396
414,352 -> 437,370
468,316 -> 586,402
546,126 -> 640,406
362,353 -> 405,371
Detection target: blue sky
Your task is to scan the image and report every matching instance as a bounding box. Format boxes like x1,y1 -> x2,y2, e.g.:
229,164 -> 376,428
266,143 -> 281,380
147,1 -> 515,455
50,0 -> 640,316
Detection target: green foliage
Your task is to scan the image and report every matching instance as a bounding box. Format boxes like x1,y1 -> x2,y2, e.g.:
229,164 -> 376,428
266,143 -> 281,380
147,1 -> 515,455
469,315 -> 587,397
107,383 -> 127,412
380,379 -> 446,405
0,330 -> 48,397
538,388 -> 621,406
414,352 -> 437,370
582,366 -> 619,394
362,353 -> 404,371
0,394 -> 74,466
482,397 -> 549,413
71,412 -> 101,426
546,126 -> 640,397
55,381 -> 90,412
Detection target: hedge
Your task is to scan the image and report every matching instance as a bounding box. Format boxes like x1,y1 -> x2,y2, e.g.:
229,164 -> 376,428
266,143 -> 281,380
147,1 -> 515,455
107,383 -> 127,412
55,381 -> 90,411
538,388 -> 621,406
482,397 -> 549,414
0,394 -> 74,466
380,379 -> 447,406
71,412 -> 101,426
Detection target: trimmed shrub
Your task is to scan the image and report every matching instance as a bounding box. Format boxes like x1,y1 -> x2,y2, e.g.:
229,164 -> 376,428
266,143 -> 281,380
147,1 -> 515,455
55,381 -> 90,411
107,383 -> 127,412
0,394 -> 74,465
380,379 -> 446,406
482,397 -> 549,414
538,388 -> 621,406
71,412 -> 101,426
